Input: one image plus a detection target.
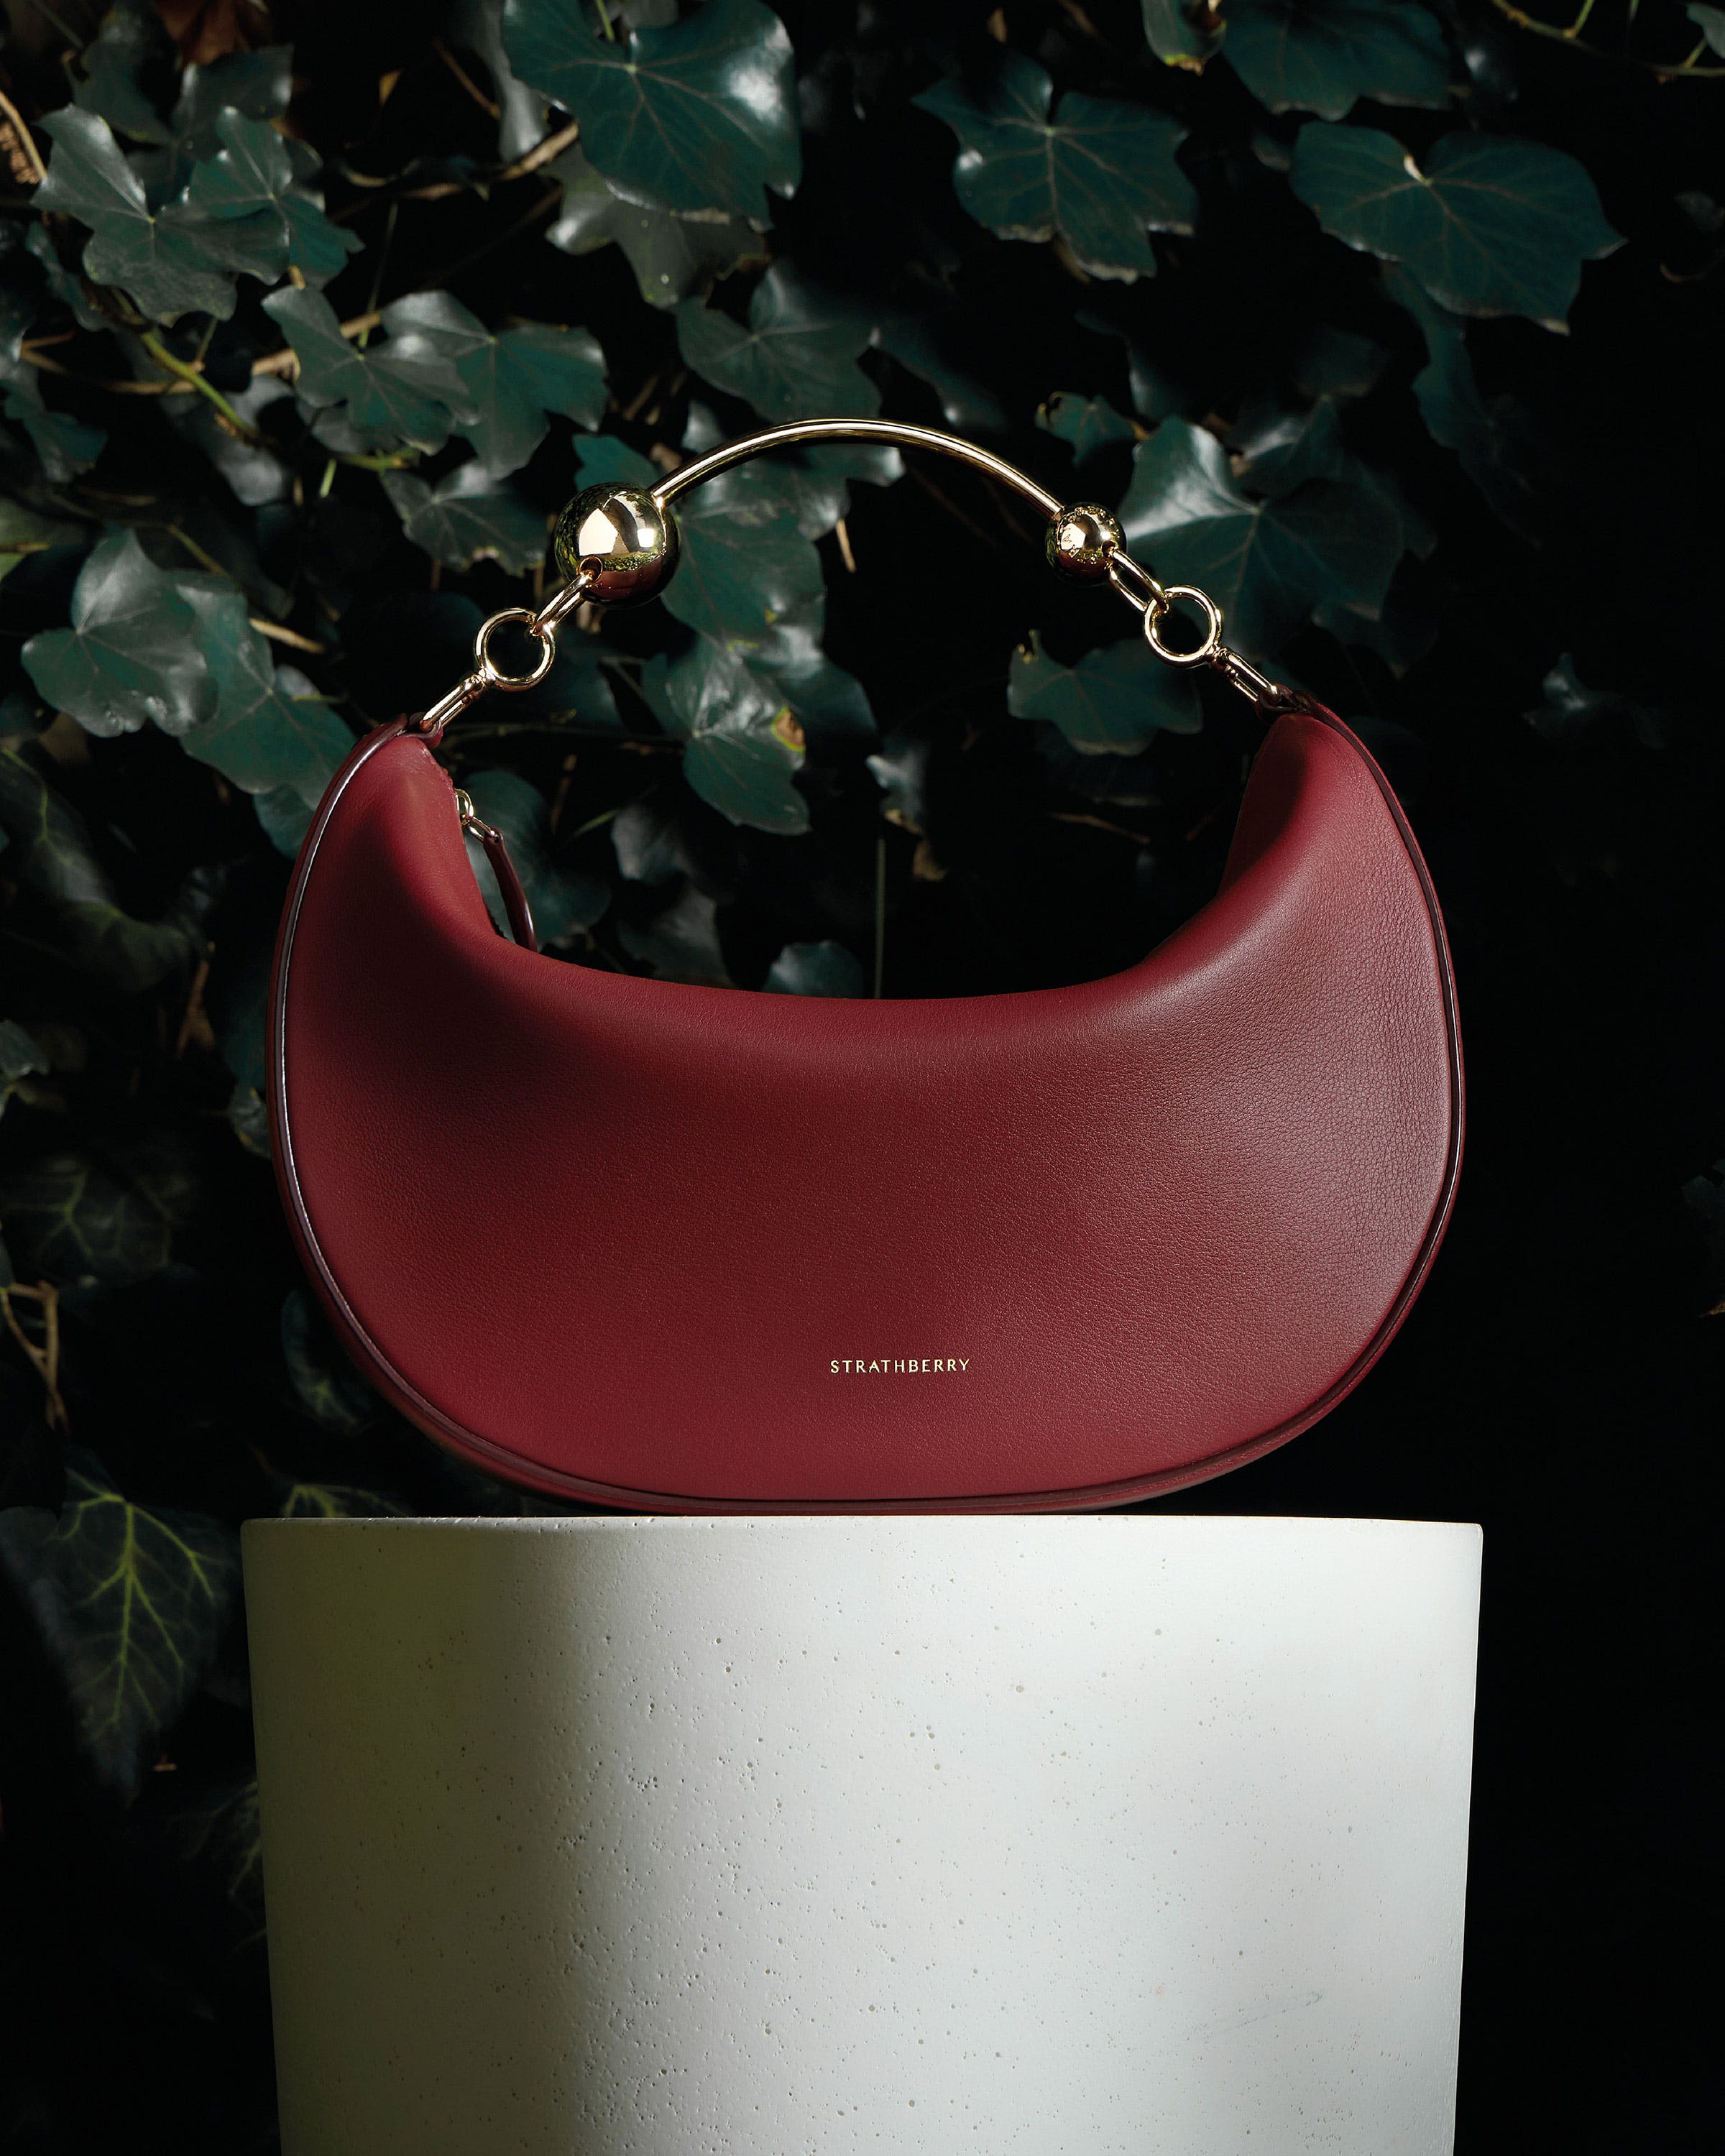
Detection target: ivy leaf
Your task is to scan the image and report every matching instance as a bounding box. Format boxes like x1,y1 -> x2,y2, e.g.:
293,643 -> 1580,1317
382,462 -> 548,572
643,640 -> 809,833
661,463 -> 825,655
381,292 -> 607,476
1008,630 -> 1200,753
548,143 -> 767,309
1385,267 -> 1540,535
678,263 -> 877,420
37,110 -> 237,324
1119,418 -> 1403,653
502,0 -> 801,218
167,1777 -> 264,1933
1315,552 -> 1444,675
1524,654 -> 1668,750
0,743 -> 209,992
461,768 -> 609,941
208,944 -> 267,1098
661,428 -> 873,733
22,532 -> 214,737
278,1483 -> 407,1519
573,430 -> 659,489
510,634 -> 622,730
914,50 -> 1195,282
1228,394 -> 1434,559
764,939 -> 863,995
1037,390 -> 1139,464
71,0 -> 178,146
2,369 -> 109,479
611,798 -> 700,885
166,372 -> 294,507
264,285 -> 474,453
617,878 -> 733,984
177,109 -> 362,288
1688,6 -> 1725,58
1,277 -> 109,477
1223,1 -> 1452,120
0,1450 -> 239,1800
1290,124 -> 1621,326
865,734 -> 929,831
280,1290 -> 380,1434
0,1020 -> 50,1122
25,222 -> 109,332
0,1151 -> 178,1286
1289,321 -> 1389,401
0,281 -> 108,477
869,308 -> 1007,432
170,45 -> 294,159
175,584 -> 352,821
788,438 -> 903,536
1141,0 -> 1224,69
451,0 -> 547,161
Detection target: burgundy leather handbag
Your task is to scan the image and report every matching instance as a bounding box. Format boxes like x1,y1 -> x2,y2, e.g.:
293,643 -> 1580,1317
270,419 -> 1462,1512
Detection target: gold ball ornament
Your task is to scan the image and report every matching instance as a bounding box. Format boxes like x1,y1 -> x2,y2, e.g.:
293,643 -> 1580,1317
1045,503 -> 1123,584
551,484 -> 679,606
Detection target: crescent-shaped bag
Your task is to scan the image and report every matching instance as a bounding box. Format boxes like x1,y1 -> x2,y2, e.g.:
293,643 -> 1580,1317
270,420 -> 1462,1512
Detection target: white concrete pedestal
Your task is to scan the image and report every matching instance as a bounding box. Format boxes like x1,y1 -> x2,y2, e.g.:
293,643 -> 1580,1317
244,1516 -> 1479,2155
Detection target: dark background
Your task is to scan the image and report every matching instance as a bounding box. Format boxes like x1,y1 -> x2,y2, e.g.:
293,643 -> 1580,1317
1,1 -> 1721,2149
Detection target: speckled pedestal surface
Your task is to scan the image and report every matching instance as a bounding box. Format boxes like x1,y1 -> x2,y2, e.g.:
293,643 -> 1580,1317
243,1516 -> 1479,2155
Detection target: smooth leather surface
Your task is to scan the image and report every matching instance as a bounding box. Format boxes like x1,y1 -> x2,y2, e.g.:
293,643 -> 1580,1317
270,706 -> 1462,1511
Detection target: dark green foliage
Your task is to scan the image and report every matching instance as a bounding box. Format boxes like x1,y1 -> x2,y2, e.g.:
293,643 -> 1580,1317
548,141 -> 768,308
1,5 -> 1721,2150
0,1450 -> 239,1798
462,765 -> 609,937
915,50 -> 1195,279
677,262 -> 875,418
1009,630 -> 1200,752
502,0 -> 800,216
1221,0 -> 1453,118
37,108 -> 239,322
1121,417 -> 1402,652
1291,124 -> 1622,323
23,531 -> 213,734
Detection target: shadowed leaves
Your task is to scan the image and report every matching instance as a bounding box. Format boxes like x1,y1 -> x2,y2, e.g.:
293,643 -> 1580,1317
37,109 -> 237,323
678,264 -> 876,420
264,285 -> 475,453
548,143 -> 768,309
502,0 -> 800,218
461,768 -> 609,940
1292,124 -> 1621,326
379,292 -> 607,476
1009,630 -> 1201,753
1223,1 -> 1452,120
643,640 -> 809,833
1120,418 -> 1403,653
915,50 -> 1194,282
23,533 -> 213,737
176,109 -> 360,288
0,1450 -> 239,1800
383,462 -> 548,572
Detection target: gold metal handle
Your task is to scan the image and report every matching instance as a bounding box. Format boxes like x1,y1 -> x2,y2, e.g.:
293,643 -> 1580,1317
416,417 -> 1297,742
653,417 -> 1065,520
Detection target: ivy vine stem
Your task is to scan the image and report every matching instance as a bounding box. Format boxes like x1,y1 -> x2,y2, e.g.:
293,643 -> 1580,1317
1486,0 -> 1725,73
137,331 -> 267,444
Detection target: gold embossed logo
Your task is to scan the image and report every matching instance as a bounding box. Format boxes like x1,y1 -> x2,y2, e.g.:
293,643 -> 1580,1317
830,1358 -> 970,1373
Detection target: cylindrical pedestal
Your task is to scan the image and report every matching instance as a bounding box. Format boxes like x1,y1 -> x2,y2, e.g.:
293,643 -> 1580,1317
244,1516 -> 1480,2155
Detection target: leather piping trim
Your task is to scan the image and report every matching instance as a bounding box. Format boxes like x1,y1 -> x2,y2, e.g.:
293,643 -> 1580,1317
272,708 -> 1464,1514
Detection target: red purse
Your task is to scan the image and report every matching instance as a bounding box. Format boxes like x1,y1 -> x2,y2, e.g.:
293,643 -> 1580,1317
270,420 -> 1462,1511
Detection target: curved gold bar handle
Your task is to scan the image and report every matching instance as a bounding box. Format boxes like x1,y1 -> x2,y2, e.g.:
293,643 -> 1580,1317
417,417 -> 1294,741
